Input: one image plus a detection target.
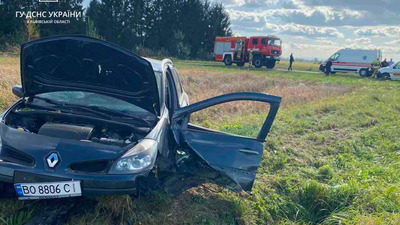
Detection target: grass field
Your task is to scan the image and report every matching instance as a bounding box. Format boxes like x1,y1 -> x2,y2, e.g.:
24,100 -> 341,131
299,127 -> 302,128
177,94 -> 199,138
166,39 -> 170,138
0,56 -> 399,224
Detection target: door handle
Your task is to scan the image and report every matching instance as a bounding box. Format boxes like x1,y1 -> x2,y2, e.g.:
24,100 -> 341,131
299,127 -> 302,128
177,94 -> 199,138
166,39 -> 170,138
239,149 -> 259,155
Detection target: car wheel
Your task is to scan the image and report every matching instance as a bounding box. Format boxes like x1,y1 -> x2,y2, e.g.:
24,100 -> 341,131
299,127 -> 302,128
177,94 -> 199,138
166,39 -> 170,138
224,56 -> 233,66
381,73 -> 390,80
236,62 -> 245,67
265,60 -> 276,69
359,68 -> 369,77
253,57 -> 263,68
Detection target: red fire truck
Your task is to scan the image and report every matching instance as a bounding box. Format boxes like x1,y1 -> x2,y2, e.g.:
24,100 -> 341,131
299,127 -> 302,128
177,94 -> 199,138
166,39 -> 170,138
214,36 -> 282,68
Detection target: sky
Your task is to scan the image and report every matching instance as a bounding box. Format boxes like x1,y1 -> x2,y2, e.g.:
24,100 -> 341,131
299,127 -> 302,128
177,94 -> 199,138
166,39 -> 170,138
83,0 -> 400,60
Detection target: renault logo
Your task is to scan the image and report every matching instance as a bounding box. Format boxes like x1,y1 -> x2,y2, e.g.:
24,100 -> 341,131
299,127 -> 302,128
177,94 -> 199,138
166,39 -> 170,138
47,153 -> 59,168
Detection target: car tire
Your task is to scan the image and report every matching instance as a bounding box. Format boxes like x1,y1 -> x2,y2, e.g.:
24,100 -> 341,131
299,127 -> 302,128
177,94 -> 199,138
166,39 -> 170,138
224,56 -> 233,66
253,57 -> 263,68
380,73 -> 390,80
265,60 -> 276,69
359,68 -> 369,77
236,62 -> 245,67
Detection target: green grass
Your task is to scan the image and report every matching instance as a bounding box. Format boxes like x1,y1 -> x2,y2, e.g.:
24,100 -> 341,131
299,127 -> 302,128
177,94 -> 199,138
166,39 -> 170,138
0,57 -> 399,224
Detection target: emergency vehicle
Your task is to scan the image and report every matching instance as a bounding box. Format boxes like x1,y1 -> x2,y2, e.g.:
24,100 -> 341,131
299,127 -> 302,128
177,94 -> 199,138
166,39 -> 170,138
377,61 -> 400,80
214,36 -> 282,68
320,49 -> 382,77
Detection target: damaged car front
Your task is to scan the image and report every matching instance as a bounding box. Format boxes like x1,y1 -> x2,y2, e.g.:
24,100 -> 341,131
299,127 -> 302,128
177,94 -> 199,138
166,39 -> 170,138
0,35 -> 282,200
0,36 -> 167,199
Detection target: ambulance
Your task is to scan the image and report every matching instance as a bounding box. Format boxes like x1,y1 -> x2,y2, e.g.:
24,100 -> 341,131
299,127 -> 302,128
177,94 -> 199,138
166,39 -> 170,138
377,61 -> 400,80
320,49 -> 382,77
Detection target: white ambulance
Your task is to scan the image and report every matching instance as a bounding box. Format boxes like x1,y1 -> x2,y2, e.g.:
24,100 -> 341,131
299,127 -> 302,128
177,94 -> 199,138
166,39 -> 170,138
320,49 -> 382,77
377,61 -> 400,80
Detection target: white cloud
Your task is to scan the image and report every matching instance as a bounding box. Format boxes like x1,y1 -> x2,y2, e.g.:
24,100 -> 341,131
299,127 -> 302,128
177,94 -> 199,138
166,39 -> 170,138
354,27 -> 400,37
346,37 -> 371,45
216,0 -> 279,8
260,23 -> 344,38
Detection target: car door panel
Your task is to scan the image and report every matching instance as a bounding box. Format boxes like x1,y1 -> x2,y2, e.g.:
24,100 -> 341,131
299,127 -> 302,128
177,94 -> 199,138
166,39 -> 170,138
181,125 -> 263,191
171,92 -> 281,192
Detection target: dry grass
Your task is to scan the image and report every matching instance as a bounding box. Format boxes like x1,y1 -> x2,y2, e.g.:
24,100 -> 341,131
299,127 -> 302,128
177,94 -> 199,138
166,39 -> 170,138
178,67 -> 352,128
178,67 -> 351,107
0,56 -> 20,109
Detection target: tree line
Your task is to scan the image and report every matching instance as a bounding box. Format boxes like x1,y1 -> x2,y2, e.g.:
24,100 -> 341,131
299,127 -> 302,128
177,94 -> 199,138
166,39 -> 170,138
0,0 -> 232,59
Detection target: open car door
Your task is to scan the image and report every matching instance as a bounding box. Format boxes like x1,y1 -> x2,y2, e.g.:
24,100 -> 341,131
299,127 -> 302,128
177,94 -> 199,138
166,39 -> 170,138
171,92 -> 281,192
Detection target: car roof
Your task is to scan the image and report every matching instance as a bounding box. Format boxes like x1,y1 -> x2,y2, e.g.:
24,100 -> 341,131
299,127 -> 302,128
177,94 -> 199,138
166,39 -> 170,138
144,57 -> 162,73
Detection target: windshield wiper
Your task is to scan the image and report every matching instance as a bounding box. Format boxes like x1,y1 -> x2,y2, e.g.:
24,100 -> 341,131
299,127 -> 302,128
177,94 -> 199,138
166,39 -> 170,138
33,96 -> 113,120
85,105 -> 152,127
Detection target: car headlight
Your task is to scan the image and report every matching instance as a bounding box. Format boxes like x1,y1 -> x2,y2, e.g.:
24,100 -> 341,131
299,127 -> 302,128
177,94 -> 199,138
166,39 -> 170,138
109,139 -> 158,174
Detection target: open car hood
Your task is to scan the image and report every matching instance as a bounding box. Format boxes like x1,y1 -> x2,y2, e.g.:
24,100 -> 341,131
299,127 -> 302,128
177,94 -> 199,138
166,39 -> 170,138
20,35 -> 160,115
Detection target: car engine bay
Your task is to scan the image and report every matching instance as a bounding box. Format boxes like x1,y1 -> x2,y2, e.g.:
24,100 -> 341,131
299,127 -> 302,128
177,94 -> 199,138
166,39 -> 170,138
4,105 -> 148,147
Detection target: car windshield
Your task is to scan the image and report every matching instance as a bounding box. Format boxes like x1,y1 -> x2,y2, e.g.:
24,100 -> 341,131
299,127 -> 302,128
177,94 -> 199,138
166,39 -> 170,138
268,39 -> 281,47
36,91 -> 153,116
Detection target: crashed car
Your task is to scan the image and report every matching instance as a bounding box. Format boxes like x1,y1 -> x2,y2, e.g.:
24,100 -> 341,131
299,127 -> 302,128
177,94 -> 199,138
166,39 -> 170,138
0,36 -> 281,200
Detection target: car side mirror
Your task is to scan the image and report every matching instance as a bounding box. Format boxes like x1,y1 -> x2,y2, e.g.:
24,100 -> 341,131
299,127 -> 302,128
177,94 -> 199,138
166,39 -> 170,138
12,85 -> 23,98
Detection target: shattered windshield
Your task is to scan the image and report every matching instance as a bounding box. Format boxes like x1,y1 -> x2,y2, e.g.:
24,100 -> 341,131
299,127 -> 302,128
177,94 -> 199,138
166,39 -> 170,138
36,91 -> 153,116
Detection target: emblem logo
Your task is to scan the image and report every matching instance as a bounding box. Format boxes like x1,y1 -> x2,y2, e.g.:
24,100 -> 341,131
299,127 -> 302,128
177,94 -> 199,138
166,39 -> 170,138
47,153 -> 59,168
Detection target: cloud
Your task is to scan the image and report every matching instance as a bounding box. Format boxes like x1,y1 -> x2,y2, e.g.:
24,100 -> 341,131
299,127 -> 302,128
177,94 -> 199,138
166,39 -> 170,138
216,0 -> 279,8
354,27 -> 400,37
346,37 -> 371,45
227,7 -> 367,27
302,0 -> 400,26
261,23 -> 344,38
282,0 -> 298,9
386,39 -> 400,45
303,0 -> 400,13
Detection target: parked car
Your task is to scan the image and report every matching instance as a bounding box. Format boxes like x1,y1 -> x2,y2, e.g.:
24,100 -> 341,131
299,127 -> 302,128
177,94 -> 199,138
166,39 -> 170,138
0,36 -> 281,200
320,49 -> 382,77
377,61 -> 400,80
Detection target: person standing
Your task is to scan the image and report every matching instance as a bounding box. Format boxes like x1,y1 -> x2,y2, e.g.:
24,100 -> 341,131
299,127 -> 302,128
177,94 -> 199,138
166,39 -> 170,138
389,59 -> 394,66
325,59 -> 333,76
248,49 -> 254,68
372,57 -> 381,76
288,53 -> 294,71
381,59 -> 389,67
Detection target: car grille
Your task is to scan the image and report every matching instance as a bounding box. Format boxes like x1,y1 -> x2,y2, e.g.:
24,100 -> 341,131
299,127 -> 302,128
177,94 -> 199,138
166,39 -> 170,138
69,160 -> 110,173
1,146 -> 35,166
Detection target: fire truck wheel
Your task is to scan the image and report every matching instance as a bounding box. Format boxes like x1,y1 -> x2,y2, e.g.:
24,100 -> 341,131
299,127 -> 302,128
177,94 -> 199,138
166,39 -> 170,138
224,56 -> 233,66
236,62 -> 245,67
253,58 -> 263,68
265,60 -> 276,69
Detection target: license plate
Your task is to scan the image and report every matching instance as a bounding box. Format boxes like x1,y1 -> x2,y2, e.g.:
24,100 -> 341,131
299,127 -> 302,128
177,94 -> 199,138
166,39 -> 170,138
14,181 -> 81,200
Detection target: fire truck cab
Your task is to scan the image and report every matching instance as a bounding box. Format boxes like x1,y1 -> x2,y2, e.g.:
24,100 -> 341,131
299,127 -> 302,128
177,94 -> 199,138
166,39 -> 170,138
214,36 -> 282,69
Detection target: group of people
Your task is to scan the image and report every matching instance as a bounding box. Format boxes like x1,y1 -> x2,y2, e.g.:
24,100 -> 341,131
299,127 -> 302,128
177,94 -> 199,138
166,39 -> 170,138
379,58 -> 395,68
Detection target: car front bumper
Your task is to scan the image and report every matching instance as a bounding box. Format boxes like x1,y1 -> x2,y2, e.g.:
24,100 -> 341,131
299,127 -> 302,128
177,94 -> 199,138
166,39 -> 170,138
0,160 -> 149,196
